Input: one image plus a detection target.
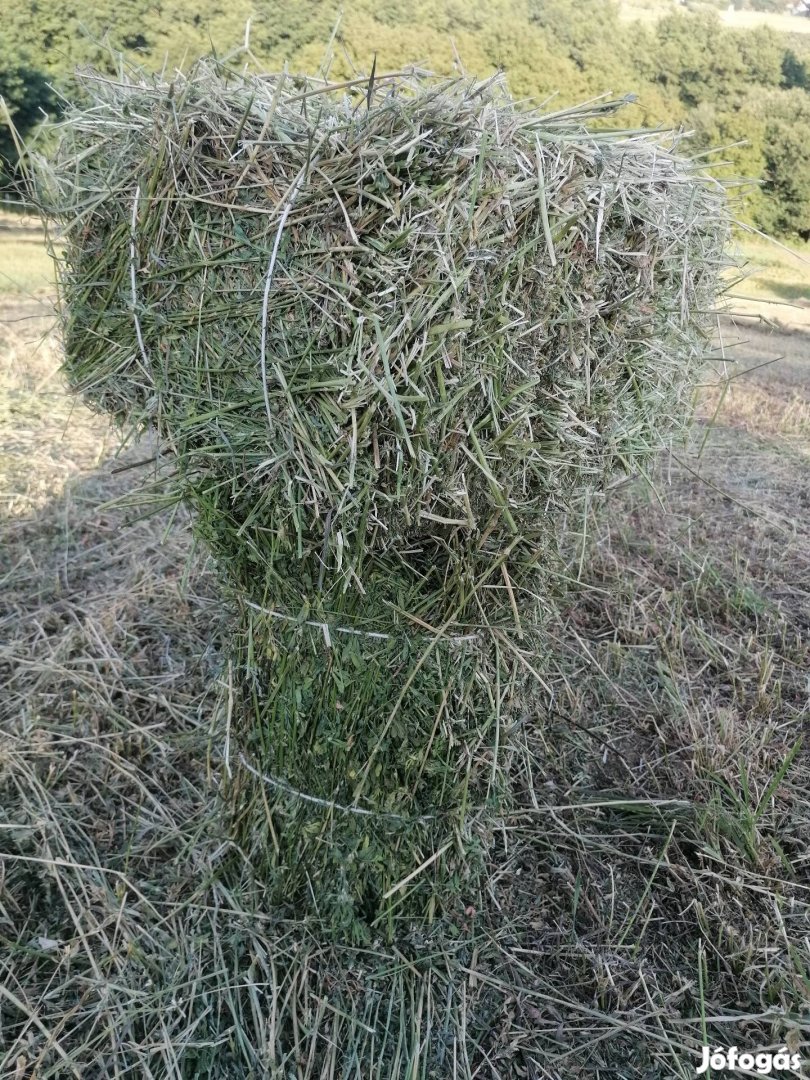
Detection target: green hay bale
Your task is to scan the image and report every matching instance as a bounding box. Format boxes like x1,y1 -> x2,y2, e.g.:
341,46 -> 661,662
32,61 -> 730,937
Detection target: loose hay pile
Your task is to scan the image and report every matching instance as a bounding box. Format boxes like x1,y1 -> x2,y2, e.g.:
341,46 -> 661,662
33,61 -> 730,938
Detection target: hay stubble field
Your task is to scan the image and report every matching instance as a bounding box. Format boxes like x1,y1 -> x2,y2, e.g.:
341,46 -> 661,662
1,220 -> 809,1073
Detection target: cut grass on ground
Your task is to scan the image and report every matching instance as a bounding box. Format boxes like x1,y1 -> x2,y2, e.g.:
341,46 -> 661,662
724,235 -> 810,333
734,235 -> 810,306
1,302 -> 808,1077
0,226 -> 55,294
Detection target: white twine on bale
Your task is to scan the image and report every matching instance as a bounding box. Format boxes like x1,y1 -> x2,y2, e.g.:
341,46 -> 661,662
237,753 -> 436,823
129,186 -> 152,379
258,170 -> 305,427
258,141 -> 327,427
242,599 -> 481,646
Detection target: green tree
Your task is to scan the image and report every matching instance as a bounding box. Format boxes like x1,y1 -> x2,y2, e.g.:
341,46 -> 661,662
755,89 -> 810,238
0,48 -> 55,187
689,98 -> 768,224
782,48 -> 810,90
652,13 -> 783,108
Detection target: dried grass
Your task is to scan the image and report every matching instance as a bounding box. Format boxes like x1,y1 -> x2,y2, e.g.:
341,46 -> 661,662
28,61 -> 732,935
1,305 -> 809,1076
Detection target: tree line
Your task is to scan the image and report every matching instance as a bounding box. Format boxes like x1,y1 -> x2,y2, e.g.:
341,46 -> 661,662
2,0 -> 809,237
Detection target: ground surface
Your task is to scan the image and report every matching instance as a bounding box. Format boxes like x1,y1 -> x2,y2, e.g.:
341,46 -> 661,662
1,258 -> 809,1075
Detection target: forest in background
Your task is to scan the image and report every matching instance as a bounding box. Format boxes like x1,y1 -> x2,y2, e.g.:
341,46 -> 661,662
1,0 -> 810,238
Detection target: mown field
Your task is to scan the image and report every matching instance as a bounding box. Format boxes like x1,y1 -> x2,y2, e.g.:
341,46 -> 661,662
1,221 -> 809,1075
619,0 -> 810,34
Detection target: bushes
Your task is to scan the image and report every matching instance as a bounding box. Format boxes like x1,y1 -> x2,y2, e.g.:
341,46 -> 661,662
0,48 -> 54,188
757,89 -> 810,239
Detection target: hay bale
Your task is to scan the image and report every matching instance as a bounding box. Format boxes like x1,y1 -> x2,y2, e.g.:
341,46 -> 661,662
33,62 -> 729,937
